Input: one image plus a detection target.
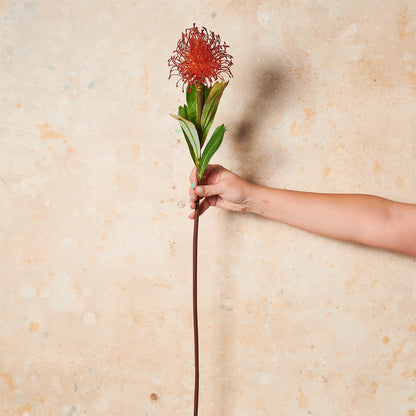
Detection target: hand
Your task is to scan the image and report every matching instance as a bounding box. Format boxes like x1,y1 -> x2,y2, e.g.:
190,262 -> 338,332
189,164 -> 252,219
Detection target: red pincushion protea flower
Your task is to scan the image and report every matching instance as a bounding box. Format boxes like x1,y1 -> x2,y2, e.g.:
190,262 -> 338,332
168,23 -> 233,89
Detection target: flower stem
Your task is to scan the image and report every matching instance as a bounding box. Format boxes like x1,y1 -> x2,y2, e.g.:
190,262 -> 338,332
192,195 -> 200,416
193,84 -> 203,416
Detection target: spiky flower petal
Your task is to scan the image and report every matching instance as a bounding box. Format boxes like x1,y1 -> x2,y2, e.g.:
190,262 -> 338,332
168,23 -> 233,89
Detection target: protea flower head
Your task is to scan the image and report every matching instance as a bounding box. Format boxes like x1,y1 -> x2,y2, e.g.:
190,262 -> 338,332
168,23 -> 233,89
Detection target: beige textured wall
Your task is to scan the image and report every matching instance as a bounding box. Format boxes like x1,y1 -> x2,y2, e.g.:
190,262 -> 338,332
2,1 -> 416,415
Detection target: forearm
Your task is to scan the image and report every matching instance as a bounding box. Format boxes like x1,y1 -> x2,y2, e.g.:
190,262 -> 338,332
246,184 -> 416,256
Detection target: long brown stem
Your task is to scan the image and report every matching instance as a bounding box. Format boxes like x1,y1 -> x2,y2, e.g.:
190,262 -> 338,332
192,197 -> 200,416
193,84 -> 203,416
192,85 -> 204,416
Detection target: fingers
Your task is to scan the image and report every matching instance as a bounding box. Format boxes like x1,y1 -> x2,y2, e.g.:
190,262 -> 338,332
189,166 -> 197,187
195,183 -> 223,198
188,164 -> 223,219
188,166 -> 200,204
188,197 -> 213,219
189,183 -> 198,206
188,183 -> 221,214
198,197 -> 214,216
189,183 -> 216,218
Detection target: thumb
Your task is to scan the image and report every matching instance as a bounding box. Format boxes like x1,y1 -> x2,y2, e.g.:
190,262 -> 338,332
195,183 -> 222,198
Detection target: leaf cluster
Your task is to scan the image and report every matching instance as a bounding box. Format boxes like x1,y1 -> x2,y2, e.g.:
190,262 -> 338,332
170,82 -> 228,180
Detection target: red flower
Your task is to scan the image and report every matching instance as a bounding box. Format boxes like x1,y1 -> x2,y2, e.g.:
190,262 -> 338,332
168,23 -> 233,89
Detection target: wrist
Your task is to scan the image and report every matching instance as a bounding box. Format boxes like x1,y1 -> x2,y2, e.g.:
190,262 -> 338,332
245,183 -> 266,215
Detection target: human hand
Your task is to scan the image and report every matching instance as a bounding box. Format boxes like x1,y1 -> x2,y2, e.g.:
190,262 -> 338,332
189,164 -> 253,219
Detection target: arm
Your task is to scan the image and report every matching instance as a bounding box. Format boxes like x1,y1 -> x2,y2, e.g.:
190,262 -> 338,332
189,165 -> 416,257
248,186 -> 416,257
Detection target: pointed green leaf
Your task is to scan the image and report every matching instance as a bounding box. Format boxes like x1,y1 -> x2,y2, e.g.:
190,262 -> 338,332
198,124 -> 226,180
181,126 -> 197,164
170,114 -> 201,162
178,105 -> 190,121
202,115 -> 215,145
186,85 -> 198,125
201,81 -> 228,145
176,106 -> 196,163
204,84 -> 210,101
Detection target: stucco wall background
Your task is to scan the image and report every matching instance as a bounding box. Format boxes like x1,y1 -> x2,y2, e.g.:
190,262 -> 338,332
2,0 -> 416,415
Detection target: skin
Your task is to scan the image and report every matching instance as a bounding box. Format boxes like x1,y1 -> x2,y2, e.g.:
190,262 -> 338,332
189,164 -> 416,257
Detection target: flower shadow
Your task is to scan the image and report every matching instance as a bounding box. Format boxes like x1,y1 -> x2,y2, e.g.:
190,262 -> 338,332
231,61 -> 291,182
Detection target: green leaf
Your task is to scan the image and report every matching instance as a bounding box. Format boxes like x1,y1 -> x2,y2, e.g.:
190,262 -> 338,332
177,106 -> 196,162
198,124 -> 226,180
181,126 -> 197,164
186,85 -> 198,125
203,84 -> 210,102
201,81 -> 228,145
202,115 -> 215,146
178,105 -> 190,121
170,114 -> 201,163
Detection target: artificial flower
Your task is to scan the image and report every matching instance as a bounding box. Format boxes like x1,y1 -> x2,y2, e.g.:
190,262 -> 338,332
168,23 -> 233,89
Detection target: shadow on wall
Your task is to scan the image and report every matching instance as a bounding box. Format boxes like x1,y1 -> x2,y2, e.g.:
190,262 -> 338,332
214,60 -> 292,416
231,61 -> 291,184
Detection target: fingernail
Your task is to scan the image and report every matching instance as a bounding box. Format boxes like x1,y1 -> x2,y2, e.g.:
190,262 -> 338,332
190,195 -> 194,200
191,182 -> 195,189
196,186 -> 202,194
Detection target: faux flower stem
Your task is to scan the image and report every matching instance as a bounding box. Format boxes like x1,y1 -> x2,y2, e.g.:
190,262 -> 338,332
192,196 -> 200,416
193,85 -> 203,416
